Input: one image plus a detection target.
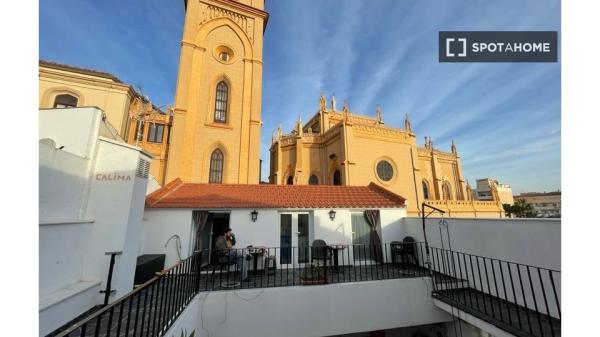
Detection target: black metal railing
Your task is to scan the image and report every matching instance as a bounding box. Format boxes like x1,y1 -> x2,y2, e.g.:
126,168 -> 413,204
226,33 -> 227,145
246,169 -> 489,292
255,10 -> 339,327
49,242 -> 560,337
193,243 -> 432,291
50,252 -> 203,337
427,245 -> 561,337
49,243 -> 429,337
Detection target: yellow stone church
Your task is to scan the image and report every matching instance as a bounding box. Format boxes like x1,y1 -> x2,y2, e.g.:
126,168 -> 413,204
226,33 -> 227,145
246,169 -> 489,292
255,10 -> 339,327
38,0 -> 505,217
268,96 -> 504,217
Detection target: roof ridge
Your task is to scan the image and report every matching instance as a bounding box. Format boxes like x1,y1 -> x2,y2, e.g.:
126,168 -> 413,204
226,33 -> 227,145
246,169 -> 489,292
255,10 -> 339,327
39,59 -> 123,83
367,182 -> 407,206
146,178 -> 184,206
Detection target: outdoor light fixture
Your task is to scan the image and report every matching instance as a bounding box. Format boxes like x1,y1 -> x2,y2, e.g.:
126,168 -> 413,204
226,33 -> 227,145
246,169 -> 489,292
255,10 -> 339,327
250,209 -> 259,222
329,209 -> 336,221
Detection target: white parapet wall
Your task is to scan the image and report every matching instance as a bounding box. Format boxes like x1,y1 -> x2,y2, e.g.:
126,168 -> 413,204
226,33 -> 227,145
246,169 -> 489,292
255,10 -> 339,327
402,217 -> 560,270
165,278 -> 452,337
39,107 -> 151,336
403,217 -> 561,318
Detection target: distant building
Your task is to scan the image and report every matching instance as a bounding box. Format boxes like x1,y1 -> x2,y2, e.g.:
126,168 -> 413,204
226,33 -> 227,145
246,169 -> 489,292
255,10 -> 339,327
474,178 -> 514,206
515,191 -> 561,218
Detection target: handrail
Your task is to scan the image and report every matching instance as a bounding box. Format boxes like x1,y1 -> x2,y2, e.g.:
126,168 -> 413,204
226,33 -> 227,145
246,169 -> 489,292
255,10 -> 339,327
427,245 -> 560,273
50,251 -> 202,337
48,242 -> 560,337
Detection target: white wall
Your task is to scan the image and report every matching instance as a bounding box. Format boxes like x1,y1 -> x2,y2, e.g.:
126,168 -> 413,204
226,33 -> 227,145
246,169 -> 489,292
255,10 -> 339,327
142,209 -> 195,267
84,139 -> 151,301
143,208 -> 407,270
165,278 -> 452,337
404,217 -> 561,318
39,107 -> 150,335
229,209 -> 279,248
39,140 -> 91,223
39,107 -> 102,158
403,217 -> 560,270
39,222 -> 93,296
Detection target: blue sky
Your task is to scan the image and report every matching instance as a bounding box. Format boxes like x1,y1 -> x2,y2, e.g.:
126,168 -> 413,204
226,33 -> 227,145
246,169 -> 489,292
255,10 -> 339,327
40,0 -> 560,193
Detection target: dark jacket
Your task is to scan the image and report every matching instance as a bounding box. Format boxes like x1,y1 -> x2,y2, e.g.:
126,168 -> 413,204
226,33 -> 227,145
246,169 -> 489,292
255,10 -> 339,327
214,235 -> 228,251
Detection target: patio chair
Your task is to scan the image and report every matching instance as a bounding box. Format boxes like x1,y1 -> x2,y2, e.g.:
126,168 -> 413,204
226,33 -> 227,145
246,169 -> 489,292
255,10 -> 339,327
399,236 -> 418,266
311,239 -> 331,266
390,241 -> 403,264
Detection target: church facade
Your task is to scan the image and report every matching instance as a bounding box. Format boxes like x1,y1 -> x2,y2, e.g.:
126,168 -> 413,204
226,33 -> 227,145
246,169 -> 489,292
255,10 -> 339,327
164,0 -> 267,184
269,96 -> 505,217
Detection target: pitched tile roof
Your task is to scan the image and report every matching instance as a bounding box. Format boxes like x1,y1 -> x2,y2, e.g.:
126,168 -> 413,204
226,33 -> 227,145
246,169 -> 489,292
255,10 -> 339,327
146,179 -> 406,209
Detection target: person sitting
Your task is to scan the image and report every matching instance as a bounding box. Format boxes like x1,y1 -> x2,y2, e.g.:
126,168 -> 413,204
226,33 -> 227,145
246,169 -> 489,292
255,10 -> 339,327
214,228 -> 249,281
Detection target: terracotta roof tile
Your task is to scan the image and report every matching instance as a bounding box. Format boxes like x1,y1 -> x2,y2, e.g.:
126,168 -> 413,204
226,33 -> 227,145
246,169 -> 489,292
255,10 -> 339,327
146,179 -> 406,209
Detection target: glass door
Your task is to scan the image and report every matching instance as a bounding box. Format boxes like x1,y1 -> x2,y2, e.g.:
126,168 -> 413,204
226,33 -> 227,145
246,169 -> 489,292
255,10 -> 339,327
279,213 -> 311,265
351,213 -> 372,261
280,214 -> 292,265
297,213 -> 309,263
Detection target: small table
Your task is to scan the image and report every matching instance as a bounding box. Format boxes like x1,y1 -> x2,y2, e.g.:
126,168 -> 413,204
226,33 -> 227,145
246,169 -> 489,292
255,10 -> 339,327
248,246 -> 266,274
327,244 -> 348,272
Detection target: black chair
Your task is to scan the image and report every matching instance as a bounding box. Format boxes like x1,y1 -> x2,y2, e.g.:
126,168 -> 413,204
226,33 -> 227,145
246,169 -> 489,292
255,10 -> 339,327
390,241 -> 403,264
311,239 -> 331,266
399,236 -> 418,266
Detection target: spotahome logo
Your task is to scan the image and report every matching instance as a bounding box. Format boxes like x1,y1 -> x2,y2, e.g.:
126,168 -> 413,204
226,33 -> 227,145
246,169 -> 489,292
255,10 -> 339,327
439,31 -> 558,62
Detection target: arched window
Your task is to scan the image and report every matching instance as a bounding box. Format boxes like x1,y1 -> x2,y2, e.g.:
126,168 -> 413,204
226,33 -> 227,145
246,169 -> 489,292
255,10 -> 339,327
286,176 -> 294,185
422,180 -> 430,199
209,149 -> 224,183
53,94 -> 78,108
333,169 -> 342,186
309,174 -> 319,185
442,182 -> 452,200
214,81 -> 228,123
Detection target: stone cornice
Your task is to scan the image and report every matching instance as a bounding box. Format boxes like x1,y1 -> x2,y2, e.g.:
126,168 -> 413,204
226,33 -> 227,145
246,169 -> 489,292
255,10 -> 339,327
40,69 -> 134,95
352,123 -> 413,142
211,0 -> 269,27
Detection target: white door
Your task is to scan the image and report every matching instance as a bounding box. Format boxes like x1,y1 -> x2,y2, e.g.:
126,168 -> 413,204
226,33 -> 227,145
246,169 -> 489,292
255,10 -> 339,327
279,213 -> 311,266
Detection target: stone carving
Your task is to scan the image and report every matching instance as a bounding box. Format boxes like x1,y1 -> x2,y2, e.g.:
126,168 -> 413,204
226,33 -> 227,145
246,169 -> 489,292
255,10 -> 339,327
331,94 -> 337,111
376,105 -> 383,123
319,93 -> 326,111
201,4 -> 254,42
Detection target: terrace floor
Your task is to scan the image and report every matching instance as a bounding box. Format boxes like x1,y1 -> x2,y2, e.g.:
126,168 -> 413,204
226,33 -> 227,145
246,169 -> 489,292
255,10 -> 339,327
434,289 -> 560,337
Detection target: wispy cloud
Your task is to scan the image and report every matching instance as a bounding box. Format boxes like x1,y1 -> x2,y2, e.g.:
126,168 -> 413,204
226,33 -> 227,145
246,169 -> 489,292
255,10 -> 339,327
40,0 -> 560,192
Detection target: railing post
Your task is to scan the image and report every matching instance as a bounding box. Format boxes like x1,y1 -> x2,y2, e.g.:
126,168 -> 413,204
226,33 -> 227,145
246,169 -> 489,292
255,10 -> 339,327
101,251 -> 122,306
323,245 -> 328,284
195,250 -> 202,292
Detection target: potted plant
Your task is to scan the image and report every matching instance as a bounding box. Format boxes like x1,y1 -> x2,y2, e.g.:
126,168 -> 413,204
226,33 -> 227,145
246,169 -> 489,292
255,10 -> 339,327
300,264 -> 327,285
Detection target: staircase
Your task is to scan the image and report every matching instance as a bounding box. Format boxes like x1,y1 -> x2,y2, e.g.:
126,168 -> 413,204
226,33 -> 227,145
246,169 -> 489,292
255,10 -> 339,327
426,246 -> 561,337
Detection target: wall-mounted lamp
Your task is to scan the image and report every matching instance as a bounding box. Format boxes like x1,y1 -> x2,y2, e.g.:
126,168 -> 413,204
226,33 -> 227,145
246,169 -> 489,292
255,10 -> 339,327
250,209 -> 259,222
329,209 -> 336,221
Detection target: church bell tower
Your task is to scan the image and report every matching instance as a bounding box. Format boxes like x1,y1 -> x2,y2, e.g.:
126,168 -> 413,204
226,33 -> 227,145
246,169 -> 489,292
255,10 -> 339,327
165,0 -> 268,184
